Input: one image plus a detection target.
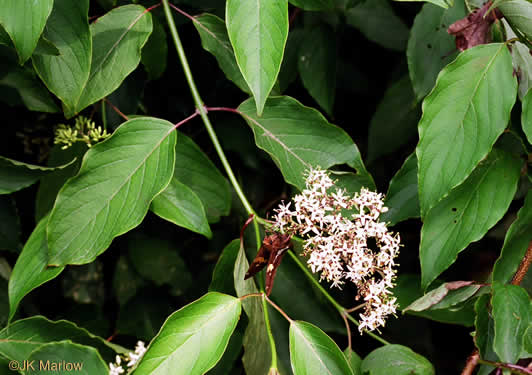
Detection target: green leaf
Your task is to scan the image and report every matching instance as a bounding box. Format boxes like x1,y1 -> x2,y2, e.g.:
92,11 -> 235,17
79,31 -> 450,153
289,320 -> 353,375
474,295 -> 499,374
404,281 -> 481,312
492,283 -> 532,363
381,153 -> 420,226
393,0 -> 453,9
0,196 -> 20,252
193,13 -> 249,93
72,5 -> 153,116
33,36 -> 60,56
233,241 -> 272,375
141,16 -> 167,80
270,249 -> 344,333
32,0 -> 92,116
173,132 -> 231,223
344,348 -> 362,375
35,143 -> 87,221
134,293 -> 242,375
416,43 -> 517,217
47,117 -> 176,266
209,239 -> 240,294
499,0 -> 532,42
394,274 -> 476,326
226,0 -> 289,115
361,345 -> 435,375
297,25 -> 336,115
238,96 -> 374,192
25,341 -> 108,375
279,29 -> 305,93
0,0 -> 54,64
128,233 -> 192,296
523,89 -> 532,144
420,149 -> 521,289
0,316 -> 119,363
524,325 -> 532,355
367,76 -> 419,162
0,156 -> 75,195
8,214 -> 64,322
492,190 -> 532,284
346,0 -> 409,51
117,290 -> 173,341
0,64 -> 59,113
288,0 -> 334,10
504,20 -> 532,100
151,178 -> 212,238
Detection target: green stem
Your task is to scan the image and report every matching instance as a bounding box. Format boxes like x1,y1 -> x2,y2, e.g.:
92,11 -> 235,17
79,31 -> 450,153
262,296 -> 279,371
101,100 -> 107,131
161,0 -> 261,247
286,250 -> 391,346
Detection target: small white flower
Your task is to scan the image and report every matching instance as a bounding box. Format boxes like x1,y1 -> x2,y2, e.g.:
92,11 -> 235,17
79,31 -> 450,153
271,168 -> 400,333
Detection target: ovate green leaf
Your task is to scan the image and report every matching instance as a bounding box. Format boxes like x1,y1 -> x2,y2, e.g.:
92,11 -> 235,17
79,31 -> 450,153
499,0 -> 532,42
238,96 -> 374,191
344,348 -> 362,375
492,283 -> 531,363
73,5 -> 153,116
141,16 -> 167,80
0,316 -> 119,363
0,156 -> 75,195
35,143 -> 87,221
367,76 -> 419,162
407,0 -> 467,100
193,13 -> 249,93
504,20 -> 532,100
134,293 -> 241,375
523,89 -> 532,144
298,25 -> 336,115
290,320 -> 353,375
361,345 -> 434,375
394,0 -> 453,9
32,0 -> 91,115
492,190 -> 532,284
288,0 -> 334,10
209,239 -> 240,294
8,214 -> 64,322
173,132 -> 231,223
47,117 -> 176,266
474,295 -> 499,375
0,0 -> 54,64
0,64 -> 59,113
346,0 -> 409,51
404,281 -> 480,312
420,149 -> 521,289
381,153 -> 420,226
226,0 -> 288,115
25,341 -> 108,375
128,234 -> 192,296
151,178 -> 212,238
416,43 -> 517,216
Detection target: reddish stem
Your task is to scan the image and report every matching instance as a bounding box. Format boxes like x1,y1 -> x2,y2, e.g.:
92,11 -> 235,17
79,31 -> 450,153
168,2 -> 196,23
103,98 -> 129,121
173,109 -> 200,130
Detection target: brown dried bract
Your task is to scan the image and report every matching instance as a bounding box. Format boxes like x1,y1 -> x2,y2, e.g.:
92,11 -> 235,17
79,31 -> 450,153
244,233 -> 292,296
447,1 -> 502,51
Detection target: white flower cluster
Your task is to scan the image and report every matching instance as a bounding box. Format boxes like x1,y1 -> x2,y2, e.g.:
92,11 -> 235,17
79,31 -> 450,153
273,168 -> 400,332
109,341 -> 147,375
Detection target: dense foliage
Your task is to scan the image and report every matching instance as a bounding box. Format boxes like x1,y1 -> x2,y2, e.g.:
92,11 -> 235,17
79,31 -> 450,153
0,0 -> 531,374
